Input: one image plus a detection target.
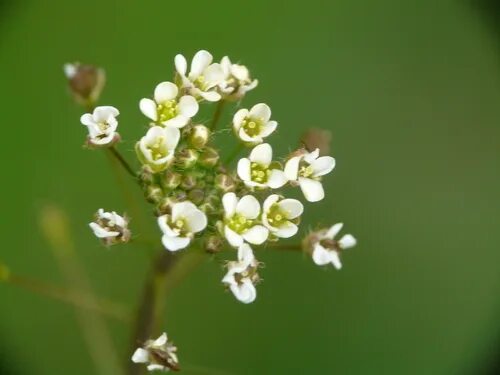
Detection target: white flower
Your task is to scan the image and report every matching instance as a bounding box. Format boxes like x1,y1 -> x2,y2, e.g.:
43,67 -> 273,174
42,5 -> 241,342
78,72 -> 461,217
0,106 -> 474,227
131,332 -> 179,372
219,56 -> 258,100
311,223 -> 357,269
175,50 -> 224,102
222,192 -> 269,247
262,195 -> 303,238
284,148 -> 335,202
233,103 -> 277,144
136,126 -> 180,173
237,143 -> 287,189
158,201 -> 207,251
80,106 -> 119,146
222,244 -> 259,304
139,81 -> 198,128
89,209 -> 130,246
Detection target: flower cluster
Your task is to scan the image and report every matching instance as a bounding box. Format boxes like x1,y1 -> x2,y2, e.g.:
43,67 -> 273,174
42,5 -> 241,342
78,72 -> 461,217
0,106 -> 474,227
68,50 -> 357,372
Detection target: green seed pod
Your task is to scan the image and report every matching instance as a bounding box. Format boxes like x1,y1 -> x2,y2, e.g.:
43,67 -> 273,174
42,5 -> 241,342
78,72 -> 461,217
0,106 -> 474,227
199,147 -> 220,168
189,124 -> 210,149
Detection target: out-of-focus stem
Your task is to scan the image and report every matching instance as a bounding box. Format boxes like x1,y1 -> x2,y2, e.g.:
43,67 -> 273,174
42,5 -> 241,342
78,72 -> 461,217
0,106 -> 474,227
40,205 -> 124,375
108,146 -> 137,178
210,100 -> 225,131
1,270 -> 130,322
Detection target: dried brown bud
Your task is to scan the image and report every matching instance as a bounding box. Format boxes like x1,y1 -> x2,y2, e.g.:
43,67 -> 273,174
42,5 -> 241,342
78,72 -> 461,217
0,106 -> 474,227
300,128 -> 332,156
64,62 -> 105,108
205,235 -> 224,253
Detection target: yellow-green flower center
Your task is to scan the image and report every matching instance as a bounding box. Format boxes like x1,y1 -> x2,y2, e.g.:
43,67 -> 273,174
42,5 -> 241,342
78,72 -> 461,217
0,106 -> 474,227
157,100 -> 178,123
170,217 -> 187,235
299,164 -> 315,178
266,204 -> 288,228
194,75 -> 209,91
227,214 -> 254,234
97,121 -> 110,132
250,162 -> 270,184
148,137 -> 168,161
241,117 -> 263,137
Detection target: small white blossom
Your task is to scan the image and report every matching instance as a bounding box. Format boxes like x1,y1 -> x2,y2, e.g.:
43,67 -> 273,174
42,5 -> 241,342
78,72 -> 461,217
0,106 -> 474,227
222,244 -> 259,304
219,56 -> 258,100
262,195 -> 303,239
131,332 -> 179,372
80,106 -> 119,146
233,103 -> 277,145
284,148 -> 335,202
139,81 -> 198,128
136,126 -> 180,173
175,50 -> 224,102
311,223 -> 357,269
237,143 -> 287,189
89,209 -> 130,246
222,192 -> 269,247
158,201 -> 207,251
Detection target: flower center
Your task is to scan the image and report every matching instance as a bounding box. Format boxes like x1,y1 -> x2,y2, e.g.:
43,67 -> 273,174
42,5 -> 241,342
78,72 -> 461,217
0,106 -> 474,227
157,100 -> 178,123
299,164 -> 315,178
233,264 -> 259,285
250,162 -> 270,184
170,218 -> 187,235
320,239 -> 339,251
241,117 -> 263,137
227,214 -> 254,234
193,75 -> 209,91
148,137 -> 168,161
266,204 -> 288,227
97,121 -> 110,132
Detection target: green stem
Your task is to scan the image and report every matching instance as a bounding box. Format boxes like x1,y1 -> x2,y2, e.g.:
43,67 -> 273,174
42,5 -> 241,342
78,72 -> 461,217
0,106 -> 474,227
108,146 -> 137,178
210,100 -> 225,131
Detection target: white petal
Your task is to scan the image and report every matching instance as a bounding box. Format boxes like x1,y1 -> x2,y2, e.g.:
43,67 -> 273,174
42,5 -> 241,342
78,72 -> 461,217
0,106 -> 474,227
64,63 -> 77,78
278,199 -> 304,219
230,280 -> 256,304
185,209 -> 207,233
236,195 -> 260,219
339,234 -> 357,249
237,158 -> 252,182
203,63 -> 224,86
284,156 -> 302,181
238,128 -> 261,143
249,103 -> 271,122
147,364 -> 166,371
131,348 -> 149,364
220,56 -> 231,75
312,244 -> 333,266
152,333 -> 168,347
174,54 -> 187,76
249,143 -> 272,166
326,223 -> 343,239
171,201 -> 196,222
190,50 -> 212,78
93,106 -> 119,122
233,109 -> 249,131
275,223 -> 298,238
157,215 -> 171,235
80,113 -> 95,126
199,90 -> 221,102
263,194 -> 280,213
162,234 -> 190,251
298,177 -> 325,202
242,225 -> 269,245
267,169 -> 287,189
154,82 -> 178,103
225,226 -> 243,247
311,156 -> 336,177
304,148 -> 320,164
237,243 -> 255,264
330,252 -> 342,269
222,192 -> 237,217
177,95 -> 199,117
89,223 -> 119,238
162,115 -> 188,128
163,126 -> 181,150
260,121 -> 277,137
139,98 -> 158,121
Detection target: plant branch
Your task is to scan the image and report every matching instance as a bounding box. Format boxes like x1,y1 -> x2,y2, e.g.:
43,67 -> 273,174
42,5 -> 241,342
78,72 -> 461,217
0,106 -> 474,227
210,100 -> 225,131
108,146 -> 137,178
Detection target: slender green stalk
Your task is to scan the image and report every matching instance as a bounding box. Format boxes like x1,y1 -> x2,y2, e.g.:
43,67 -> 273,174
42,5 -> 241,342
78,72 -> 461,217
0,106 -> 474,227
210,100 -> 225,131
108,146 -> 137,178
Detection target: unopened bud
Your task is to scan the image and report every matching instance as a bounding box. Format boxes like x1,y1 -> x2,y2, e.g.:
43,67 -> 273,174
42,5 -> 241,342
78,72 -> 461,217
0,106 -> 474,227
176,148 -> 199,169
188,189 -> 205,205
139,165 -> 154,185
146,184 -> 163,203
162,171 -> 182,190
205,235 -> 223,253
199,147 -> 220,168
189,124 -> 210,149
301,128 -> 332,156
199,201 -> 217,214
64,62 -> 105,108
215,174 -> 236,193
180,175 -> 197,190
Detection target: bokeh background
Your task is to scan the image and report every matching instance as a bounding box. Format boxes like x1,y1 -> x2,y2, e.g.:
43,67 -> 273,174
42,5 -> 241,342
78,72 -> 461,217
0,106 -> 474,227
1,0 -> 500,374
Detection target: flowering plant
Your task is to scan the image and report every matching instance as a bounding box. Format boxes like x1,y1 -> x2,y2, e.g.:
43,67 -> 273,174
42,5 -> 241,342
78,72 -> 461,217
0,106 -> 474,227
63,51 -> 357,372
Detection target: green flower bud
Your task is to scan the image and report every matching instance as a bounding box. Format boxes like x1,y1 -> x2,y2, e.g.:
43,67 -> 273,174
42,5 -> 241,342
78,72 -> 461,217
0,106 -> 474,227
162,171 -> 182,190
146,184 -> 163,203
189,124 -> 210,149
180,175 -> 197,190
215,174 -> 236,193
199,147 -> 220,168
176,148 -> 199,169
200,201 -> 217,214
205,235 -> 223,253
139,165 -> 154,185
188,188 -> 205,205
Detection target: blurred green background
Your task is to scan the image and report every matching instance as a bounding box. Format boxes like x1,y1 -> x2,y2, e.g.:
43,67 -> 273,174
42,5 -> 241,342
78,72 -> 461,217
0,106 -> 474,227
1,0 -> 500,374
